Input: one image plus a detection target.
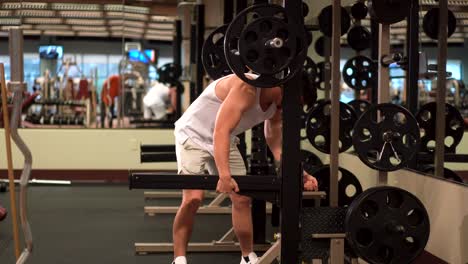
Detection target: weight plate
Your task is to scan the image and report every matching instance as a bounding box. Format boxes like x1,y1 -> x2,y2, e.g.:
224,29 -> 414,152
368,0 -> 409,25
352,103 -> 420,172
202,24 -> 232,80
301,149 -> 323,172
224,4 -> 306,88
302,57 -> 318,108
239,16 -> 297,75
308,165 -> 363,207
315,36 -> 326,57
158,63 -> 182,83
315,61 -> 327,90
302,2 -> 309,17
420,165 -> 464,183
318,5 -> 351,38
423,8 -> 457,40
348,99 -> 371,118
347,26 -> 371,52
415,102 -> 464,154
342,56 -> 375,90
346,186 -> 430,264
351,2 -> 368,20
306,100 -> 357,154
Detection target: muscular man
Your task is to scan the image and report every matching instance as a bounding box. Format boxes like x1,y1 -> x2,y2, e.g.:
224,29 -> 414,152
172,74 -> 318,264
143,81 -> 177,120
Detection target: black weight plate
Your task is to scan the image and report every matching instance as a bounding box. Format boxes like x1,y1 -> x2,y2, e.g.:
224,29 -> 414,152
158,63 -> 182,83
347,26 -> 371,52
306,100 -> 357,154
224,4 -> 307,88
345,186 -> 430,264
315,36 -> 326,57
300,149 -> 323,172
318,5 -> 351,38
352,103 -> 420,172
416,102 -> 464,153
342,56 -> 375,90
351,2 -> 368,20
302,57 -> 318,108
239,16 -> 297,75
348,99 -> 371,118
420,165 -> 464,183
308,165 -> 363,207
368,0 -> 409,25
315,61 -> 327,90
202,24 -> 232,80
423,8 -> 457,40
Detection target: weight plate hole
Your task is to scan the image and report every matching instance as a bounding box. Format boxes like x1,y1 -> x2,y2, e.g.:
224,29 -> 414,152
359,103 -> 367,112
405,236 -> 420,253
323,104 -> 331,116
427,140 -> 436,151
407,209 -> 424,226
338,170 -> 343,181
339,140 -> 343,149
420,128 -> 426,138
361,128 -> 372,142
363,61 -> 370,67
310,118 -> 320,128
421,110 -> 431,122
377,246 -> 394,262
393,112 -> 407,126
450,119 -> 461,131
445,136 -> 455,148
386,190 -> 404,209
356,228 -> 373,247
360,200 -> 379,219
345,184 -> 357,197
361,80 -> 367,87
366,150 -> 379,163
390,156 -> 401,166
314,135 -> 326,147
259,20 -> 273,33
402,134 -> 416,147
212,33 -> 224,45
244,31 -> 258,44
346,68 -> 354,76
252,12 -> 260,20
246,50 -> 259,63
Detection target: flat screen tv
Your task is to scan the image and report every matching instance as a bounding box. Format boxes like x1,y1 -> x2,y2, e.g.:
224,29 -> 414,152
39,45 -> 63,59
128,49 -> 156,64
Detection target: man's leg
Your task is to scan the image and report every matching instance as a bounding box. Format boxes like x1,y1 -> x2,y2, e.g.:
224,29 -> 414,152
173,190 -> 204,257
230,193 -> 253,256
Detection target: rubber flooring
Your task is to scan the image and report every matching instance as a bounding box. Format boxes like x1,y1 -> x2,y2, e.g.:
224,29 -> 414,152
0,185 -> 275,264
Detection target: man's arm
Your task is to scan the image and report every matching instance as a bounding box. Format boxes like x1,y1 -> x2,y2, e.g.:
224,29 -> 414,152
264,108 -> 282,162
213,82 -> 256,180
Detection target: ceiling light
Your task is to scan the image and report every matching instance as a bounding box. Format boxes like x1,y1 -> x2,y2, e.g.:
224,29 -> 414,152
24,17 -> 62,24
124,13 -> 148,21
77,31 -> 110,37
23,30 -> 42,35
59,11 -> 103,18
51,3 -> 101,11
72,26 -> 107,32
35,25 -> 70,31
18,10 -> 55,17
144,35 -> 173,41
19,2 -> 48,9
123,5 -> 149,14
66,19 -> 106,26
0,18 -> 22,25
151,15 -> 176,22
146,29 -> 174,36
43,30 -> 75,36
124,21 -> 145,28
148,23 -> 174,30
104,5 -> 123,12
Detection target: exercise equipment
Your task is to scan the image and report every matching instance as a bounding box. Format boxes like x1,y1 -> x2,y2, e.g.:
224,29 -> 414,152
342,55 -> 375,90
157,63 -> 182,84
224,4 -> 306,88
352,103 -> 420,172
315,61 -> 326,90
368,0 -> 409,24
307,166 -> 363,207
306,100 -> 357,154
314,36 -> 325,57
202,24 -> 232,80
423,8 -> 457,40
345,187 -> 430,264
318,5 -> 351,37
351,2 -> 368,20
348,99 -> 371,118
347,26 -> 371,52
416,102 -> 464,154
300,149 -> 323,172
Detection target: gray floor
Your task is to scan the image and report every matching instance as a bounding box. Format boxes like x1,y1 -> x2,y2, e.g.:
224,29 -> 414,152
0,185 -> 274,264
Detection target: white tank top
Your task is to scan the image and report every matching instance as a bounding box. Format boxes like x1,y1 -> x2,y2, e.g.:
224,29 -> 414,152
174,74 -> 277,154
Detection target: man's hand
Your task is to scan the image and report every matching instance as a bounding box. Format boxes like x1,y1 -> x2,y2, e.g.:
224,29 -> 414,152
303,171 -> 319,191
216,177 -> 240,194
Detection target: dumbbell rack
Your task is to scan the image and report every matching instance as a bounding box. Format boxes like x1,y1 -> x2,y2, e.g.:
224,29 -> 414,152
29,99 -> 88,127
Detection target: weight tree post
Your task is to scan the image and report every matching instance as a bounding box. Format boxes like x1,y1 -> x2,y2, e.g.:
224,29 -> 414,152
281,1 -> 303,263
330,0 -> 345,263
370,20 -> 379,105
377,24 -> 390,185
9,27 -> 34,264
195,2 -> 205,99
173,19 -> 182,118
434,0 -> 448,178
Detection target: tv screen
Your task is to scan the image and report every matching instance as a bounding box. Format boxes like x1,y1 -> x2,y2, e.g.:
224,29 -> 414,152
39,45 -> 63,59
128,49 -> 156,64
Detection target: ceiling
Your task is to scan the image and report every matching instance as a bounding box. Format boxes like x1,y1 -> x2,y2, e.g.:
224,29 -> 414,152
0,1 -> 178,41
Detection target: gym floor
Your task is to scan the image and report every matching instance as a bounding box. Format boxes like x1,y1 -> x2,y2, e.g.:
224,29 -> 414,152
0,185 -> 275,264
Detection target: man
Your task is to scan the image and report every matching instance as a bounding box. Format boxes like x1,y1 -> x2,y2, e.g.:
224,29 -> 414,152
143,80 -> 177,120
172,74 -> 318,264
